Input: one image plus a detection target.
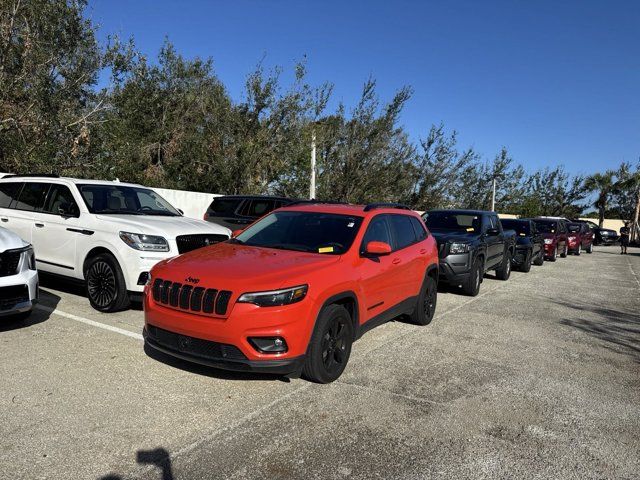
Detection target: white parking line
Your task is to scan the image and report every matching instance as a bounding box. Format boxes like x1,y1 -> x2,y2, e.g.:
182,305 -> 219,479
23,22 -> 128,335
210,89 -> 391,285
35,304 -> 144,341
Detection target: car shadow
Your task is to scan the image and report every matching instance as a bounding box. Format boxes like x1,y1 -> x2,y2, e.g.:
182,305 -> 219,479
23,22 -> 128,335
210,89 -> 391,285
554,299 -> 640,363
0,289 -> 60,332
98,447 -> 174,480
143,343 -> 292,383
38,272 -> 144,310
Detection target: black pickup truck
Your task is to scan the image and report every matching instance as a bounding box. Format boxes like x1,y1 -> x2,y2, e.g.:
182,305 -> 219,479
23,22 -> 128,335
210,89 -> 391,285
500,218 -> 544,272
422,209 -> 516,296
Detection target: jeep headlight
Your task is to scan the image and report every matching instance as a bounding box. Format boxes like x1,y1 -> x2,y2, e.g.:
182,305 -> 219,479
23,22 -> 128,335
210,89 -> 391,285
238,285 -> 308,307
449,242 -> 470,254
119,232 -> 169,252
544,238 -> 553,244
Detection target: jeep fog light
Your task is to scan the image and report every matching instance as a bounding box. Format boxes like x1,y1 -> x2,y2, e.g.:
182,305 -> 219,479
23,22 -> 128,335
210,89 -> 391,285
249,337 -> 288,353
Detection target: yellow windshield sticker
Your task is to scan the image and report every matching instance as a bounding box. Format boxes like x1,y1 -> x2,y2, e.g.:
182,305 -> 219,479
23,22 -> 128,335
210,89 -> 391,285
318,246 -> 334,253
466,227 -> 474,232
519,233 -> 526,236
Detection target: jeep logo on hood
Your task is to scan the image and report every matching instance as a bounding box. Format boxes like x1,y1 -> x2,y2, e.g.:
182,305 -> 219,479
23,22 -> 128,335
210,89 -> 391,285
185,276 -> 200,284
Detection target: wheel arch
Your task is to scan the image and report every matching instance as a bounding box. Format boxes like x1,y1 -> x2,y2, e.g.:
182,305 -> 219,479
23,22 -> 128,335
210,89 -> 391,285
315,291 -> 359,342
83,247 -> 120,277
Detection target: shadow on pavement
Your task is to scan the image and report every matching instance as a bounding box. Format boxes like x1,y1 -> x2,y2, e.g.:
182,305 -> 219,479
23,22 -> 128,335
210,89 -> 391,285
143,343 -> 291,383
555,299 -> 640,362
0,289 -> 60,332
99,447 -> 174,480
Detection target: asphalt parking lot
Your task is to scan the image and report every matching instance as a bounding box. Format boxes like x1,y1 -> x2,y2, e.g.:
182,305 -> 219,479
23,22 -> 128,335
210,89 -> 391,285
1,246 -> 639,480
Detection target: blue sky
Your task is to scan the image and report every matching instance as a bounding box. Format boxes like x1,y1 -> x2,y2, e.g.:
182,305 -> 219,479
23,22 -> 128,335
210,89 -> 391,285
86,0 -> 639,176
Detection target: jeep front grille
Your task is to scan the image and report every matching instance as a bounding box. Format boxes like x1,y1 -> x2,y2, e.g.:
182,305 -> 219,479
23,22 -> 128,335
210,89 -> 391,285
152,278 -> 232,316
176,234 -> 228,254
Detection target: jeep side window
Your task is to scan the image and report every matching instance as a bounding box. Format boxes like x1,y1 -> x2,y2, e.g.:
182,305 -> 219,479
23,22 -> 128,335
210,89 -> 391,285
409,216 -> 427,241
0,182 -> 23,208
361,215 -> 392,251
14,182 -> 50,212
389,214 -> 417,250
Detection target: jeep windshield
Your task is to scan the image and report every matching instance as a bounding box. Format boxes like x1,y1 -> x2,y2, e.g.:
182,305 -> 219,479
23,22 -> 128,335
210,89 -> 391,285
423,212 -> 481,232
78,184 -> 181,216
501,219 -> 530,235
233,211 -> 363,254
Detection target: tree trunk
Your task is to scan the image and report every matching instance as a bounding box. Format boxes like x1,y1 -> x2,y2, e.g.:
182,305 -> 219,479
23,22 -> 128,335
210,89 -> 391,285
598,206 -> 605,228
632,190 -> 640,243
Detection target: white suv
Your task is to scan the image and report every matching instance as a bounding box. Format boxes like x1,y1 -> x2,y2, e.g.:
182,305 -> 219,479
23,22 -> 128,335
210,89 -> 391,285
0,175 -> 230,312
0,226 -> 38,321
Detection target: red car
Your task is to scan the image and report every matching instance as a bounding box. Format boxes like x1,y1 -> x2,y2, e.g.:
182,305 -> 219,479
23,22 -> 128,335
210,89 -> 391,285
531,218 -> 569,261
566,221 -> 594,255
144,202 -> 439,383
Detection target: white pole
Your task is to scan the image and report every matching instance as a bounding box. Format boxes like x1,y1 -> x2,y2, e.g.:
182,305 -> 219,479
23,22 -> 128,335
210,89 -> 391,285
491,177 -> 496,212
310,131 -> 316,199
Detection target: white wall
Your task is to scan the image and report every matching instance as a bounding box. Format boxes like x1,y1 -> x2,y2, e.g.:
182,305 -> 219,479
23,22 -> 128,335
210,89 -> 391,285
153,187 -> 220,220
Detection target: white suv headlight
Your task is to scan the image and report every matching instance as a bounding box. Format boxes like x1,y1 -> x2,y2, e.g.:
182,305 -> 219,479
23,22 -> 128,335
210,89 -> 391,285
119,232 -> 169,252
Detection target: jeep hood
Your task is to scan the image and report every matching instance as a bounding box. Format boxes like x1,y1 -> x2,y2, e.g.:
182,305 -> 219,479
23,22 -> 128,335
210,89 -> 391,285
94,214 -> 231,239
152,242 -> 341,292
0,226 -> 29,252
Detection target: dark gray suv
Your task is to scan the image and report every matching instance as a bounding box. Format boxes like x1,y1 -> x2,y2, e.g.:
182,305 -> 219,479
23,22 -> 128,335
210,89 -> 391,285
204,195 -> 295,231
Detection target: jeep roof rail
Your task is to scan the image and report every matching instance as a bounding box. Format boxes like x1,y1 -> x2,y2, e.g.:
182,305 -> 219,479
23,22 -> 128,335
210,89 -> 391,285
363,203 -> 412,212
2,173 -> 60,178
286,199 -> 350,207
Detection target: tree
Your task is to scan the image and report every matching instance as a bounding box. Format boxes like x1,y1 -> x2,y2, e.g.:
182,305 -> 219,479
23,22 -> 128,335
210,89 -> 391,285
584,170 -> 616,227
0,0 -> 103,173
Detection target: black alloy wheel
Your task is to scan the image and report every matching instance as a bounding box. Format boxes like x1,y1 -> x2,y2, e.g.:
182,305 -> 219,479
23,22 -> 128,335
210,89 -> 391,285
85,253 -> 130,312
321,317 -> 349,375
411,276 -> 437,325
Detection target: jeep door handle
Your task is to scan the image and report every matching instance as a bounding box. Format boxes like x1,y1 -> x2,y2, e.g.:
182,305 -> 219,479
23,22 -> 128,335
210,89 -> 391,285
35,223 -> 45,228
392,258 -> 401,265
419,249 -> 427,254
0,217 -> 7,222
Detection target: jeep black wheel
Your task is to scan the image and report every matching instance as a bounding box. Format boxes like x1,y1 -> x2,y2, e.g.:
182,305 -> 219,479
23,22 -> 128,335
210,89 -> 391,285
85,253 -> 130,312
461,258 -> 482,296
303,304 -> 353,383
411,275 -> 437,325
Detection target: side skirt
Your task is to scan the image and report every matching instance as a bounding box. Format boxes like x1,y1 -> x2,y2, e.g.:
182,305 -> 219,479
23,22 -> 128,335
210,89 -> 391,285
355,296 -> 417,340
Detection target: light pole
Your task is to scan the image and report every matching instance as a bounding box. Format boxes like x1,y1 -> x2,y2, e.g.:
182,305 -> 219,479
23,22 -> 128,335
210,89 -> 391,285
491,176 -> 497,212
310,131 -> 316,199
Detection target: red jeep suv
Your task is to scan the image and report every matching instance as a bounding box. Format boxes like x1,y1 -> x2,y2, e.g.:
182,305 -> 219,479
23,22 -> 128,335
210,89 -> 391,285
144,202 -> 439,383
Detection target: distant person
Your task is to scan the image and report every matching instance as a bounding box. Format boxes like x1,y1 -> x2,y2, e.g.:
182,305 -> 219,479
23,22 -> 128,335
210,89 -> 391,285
619,221 -> 630,254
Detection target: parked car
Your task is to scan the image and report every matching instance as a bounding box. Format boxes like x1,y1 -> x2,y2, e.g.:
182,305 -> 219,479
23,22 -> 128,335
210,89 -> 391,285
0,175 -> 230,312
499,218 -> 544,272
0,226 -> 38,322
422,209 -> 515,296
566,221 -> 594,255
144,202 -> 439,383
531,218 -> 568,261
204,195 -> 296,230
580,219 -> 619,245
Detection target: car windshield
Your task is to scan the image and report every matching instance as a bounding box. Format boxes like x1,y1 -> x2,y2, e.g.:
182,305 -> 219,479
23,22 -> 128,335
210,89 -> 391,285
78,184 -> 181,216
501,219 -> 530,235
567,223 -> 581,233
534,221 -> 556,233
423,212 -> 481,232
233,211 -> 363,254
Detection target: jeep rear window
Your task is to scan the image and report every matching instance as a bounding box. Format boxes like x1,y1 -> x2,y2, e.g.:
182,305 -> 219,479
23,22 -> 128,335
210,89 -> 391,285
423,212 -> 481,232
234,211 -> 363,254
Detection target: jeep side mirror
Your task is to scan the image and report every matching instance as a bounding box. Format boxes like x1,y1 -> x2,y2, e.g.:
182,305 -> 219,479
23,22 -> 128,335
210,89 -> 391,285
486,228 -> 499,236
365,241 -> 392,255
231,229 -> 244,238
177,208 -> 184,216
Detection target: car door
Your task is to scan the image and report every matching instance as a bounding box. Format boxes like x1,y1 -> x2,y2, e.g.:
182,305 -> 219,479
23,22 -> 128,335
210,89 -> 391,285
557,221 -> 567,252
357,214 -> 400,319
30,183 -> 81,274
6,182 -> 50,243
581,224 -> 593,248
484,215 -> 503,269
0,181 -> 24,232
531,221 -> 542,257
387,214 -> 423,302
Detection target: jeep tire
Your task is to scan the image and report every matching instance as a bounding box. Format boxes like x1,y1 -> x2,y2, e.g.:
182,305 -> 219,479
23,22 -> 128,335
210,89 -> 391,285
410,275 -> 437,326
85,253 -> 130,313
303,304 -> 353,384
